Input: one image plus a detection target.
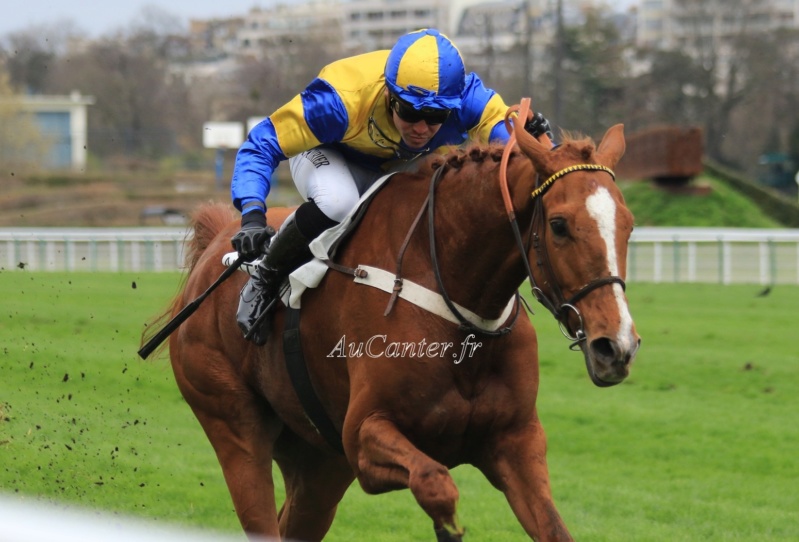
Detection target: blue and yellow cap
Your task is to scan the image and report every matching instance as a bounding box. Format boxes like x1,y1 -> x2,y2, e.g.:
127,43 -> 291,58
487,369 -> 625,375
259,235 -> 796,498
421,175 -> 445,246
384,28 -> 465,111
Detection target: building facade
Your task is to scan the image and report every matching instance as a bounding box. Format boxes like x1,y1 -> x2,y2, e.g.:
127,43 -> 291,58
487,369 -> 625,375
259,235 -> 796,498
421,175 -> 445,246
340,0 -> 451,51
237,1 -> 343,59
636,0 -> 799,49
20,91 -> 94,171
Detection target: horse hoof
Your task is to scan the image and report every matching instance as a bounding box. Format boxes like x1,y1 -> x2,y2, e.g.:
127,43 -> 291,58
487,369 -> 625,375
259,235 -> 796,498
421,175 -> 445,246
435,526 -> 464,542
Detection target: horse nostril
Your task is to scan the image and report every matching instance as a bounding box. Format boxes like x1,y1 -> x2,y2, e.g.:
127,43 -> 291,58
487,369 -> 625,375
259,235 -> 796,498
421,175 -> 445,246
589,337 -> 617,364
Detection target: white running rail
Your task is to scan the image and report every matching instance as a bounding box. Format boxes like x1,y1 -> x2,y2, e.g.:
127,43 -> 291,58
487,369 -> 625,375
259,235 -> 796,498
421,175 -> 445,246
2,227 -> 799,284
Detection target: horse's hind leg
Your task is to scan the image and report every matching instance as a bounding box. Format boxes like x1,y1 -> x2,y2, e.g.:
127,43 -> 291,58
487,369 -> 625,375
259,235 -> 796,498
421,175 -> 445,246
476,415 -> 573,541
274,433 -> 355,541
172,345 -> 284,537
346,414 -> 464,540
193,407 -> 282,535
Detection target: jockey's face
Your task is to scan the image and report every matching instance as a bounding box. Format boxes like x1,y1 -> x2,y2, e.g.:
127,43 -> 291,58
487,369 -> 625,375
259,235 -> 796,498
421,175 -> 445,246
392,111 -> 443,150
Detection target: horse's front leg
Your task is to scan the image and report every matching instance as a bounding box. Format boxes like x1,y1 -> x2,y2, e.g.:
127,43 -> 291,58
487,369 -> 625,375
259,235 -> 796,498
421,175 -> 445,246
476,414 -> 573,541
345,413 -> 464,541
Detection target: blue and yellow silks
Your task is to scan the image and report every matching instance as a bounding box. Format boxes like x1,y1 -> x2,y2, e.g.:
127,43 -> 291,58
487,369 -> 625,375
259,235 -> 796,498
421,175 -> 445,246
231,49 -> 510,213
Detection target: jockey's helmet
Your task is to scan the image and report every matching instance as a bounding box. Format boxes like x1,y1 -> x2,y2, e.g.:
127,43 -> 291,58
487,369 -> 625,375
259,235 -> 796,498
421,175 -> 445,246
384,28 -> 465,112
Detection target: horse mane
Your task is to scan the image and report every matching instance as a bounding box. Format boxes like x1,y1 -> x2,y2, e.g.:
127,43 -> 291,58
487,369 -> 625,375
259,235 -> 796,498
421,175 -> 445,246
417,142 -> 507,178
140,201 -> 236,358
417,132 -> 600,182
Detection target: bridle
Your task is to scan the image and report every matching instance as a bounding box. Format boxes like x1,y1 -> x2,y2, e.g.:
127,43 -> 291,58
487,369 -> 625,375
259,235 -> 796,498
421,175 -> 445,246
383,98 -> 625,346
525,162 -> 625,349
498,99 -> 626,349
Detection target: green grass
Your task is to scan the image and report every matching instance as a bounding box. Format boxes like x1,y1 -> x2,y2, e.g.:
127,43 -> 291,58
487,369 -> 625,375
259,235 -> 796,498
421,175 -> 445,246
1,271 -> 797,541
0,272 -> 241,531
620,174 -> 784,227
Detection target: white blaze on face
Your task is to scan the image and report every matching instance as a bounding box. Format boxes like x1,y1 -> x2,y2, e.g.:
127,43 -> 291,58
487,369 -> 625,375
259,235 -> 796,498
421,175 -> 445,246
586,187 -> 635,351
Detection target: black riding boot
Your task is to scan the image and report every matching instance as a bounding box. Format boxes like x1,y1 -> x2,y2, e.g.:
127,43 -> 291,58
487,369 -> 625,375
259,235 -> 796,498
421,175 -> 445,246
236,219 -> 312,345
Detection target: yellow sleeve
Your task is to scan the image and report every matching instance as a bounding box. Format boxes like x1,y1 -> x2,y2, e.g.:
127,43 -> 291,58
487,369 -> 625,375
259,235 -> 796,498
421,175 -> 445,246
270,94 -> 322,157
468,94 -> 509,143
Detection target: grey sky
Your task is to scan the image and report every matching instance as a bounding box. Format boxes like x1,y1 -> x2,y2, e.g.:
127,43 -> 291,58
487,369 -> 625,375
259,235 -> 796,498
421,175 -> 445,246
1,1 -> 274,37
2,0 -> 638,39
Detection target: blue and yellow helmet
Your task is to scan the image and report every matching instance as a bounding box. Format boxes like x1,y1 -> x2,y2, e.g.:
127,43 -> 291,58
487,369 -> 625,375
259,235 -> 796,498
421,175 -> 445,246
384,28 -> 465,111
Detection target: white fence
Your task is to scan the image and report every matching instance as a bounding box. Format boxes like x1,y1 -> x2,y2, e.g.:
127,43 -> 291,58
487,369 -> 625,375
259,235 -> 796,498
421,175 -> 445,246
2,227 -> 799,284
628,227 -> 799,285
0,228 -> 189,273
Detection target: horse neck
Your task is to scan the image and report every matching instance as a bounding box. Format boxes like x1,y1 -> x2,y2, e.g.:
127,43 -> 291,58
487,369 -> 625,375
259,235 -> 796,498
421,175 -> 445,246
424,155 -> 536,319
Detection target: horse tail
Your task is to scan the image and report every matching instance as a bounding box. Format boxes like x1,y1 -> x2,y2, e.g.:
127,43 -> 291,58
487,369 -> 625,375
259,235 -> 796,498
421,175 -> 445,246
184,202 -> 237,273
139,202 -> 237,358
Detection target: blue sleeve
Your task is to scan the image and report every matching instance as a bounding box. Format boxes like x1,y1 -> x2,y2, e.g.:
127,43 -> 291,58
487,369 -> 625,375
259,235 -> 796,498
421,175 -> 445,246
458,73 -> 510,144
231,78 -> 351,215
489,122 -> 510,144
230,119 -> 287,214
301,79 -> 348,144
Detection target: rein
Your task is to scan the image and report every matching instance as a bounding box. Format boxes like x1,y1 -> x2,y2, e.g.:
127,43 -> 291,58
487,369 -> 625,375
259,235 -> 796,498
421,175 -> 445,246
427,165 -> 523,337
499,98 -> 625,349
385,165 -> 522,336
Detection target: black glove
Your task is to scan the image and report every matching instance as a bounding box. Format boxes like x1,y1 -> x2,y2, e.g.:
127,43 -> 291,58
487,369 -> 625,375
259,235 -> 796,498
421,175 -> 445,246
525,111 -> 554,142
231,212 -> 275,261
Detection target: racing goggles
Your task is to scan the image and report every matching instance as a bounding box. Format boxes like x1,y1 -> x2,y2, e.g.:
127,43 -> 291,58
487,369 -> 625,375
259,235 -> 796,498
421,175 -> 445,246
391,95 -> 450,126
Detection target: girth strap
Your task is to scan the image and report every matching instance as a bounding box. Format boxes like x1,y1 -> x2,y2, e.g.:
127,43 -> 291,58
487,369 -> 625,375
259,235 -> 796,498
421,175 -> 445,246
354,265 -> 518,332
283,308 -> 344,454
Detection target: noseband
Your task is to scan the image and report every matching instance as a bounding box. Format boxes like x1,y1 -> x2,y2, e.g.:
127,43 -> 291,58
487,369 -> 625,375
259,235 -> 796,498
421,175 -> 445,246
499,99 -> 626,349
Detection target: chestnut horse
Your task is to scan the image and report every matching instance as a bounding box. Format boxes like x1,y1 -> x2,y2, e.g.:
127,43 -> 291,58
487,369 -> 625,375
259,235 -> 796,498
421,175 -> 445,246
144,114 -> 640,541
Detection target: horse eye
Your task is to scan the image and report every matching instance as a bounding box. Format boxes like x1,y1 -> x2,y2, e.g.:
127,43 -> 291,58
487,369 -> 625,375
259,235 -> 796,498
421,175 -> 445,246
549,218 -> 569,237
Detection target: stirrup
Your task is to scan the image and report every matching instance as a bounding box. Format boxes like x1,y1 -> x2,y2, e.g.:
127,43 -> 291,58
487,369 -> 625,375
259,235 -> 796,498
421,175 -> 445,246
222,251 -> 261,276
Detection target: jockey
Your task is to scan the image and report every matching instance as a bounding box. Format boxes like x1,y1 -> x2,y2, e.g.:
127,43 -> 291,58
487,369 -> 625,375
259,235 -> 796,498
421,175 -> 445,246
230,28 -> 553,345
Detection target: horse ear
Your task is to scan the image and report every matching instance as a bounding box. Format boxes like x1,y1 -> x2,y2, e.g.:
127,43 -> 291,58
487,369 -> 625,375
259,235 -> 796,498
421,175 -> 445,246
596,124 -> 625,168
514,115 -> 550,163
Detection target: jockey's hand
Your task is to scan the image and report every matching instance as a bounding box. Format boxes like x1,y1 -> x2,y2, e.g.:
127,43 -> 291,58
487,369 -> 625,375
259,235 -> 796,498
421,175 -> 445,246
231,212 -> 274,261
525,111 -> 554,144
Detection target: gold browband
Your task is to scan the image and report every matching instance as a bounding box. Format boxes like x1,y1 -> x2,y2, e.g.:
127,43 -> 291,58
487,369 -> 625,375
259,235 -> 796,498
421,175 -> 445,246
531,164 -> 616,200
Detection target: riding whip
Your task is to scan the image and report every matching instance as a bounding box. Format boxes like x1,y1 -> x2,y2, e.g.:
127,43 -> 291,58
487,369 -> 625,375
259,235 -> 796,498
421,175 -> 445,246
138,254 -> 246,359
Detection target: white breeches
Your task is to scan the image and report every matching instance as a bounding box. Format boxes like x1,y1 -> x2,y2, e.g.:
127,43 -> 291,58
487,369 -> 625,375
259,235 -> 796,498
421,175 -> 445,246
288,147 -> 385,223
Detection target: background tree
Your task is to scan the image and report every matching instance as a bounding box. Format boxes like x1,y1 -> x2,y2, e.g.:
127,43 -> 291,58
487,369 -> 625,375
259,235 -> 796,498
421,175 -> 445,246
0,68 -> 50,172
0,21 -> 83,93
723,26 -> 799,178
226,25 -> 346,123
622,48 -> 706,132
47,38 -> 171,160
44,14 -> 197,162
537,6 -> 627,138
669,0 -> 761,166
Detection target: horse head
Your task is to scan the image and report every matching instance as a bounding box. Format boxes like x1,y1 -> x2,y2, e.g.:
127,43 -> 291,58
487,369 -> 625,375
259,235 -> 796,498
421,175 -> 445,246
512,118 -> 640,387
